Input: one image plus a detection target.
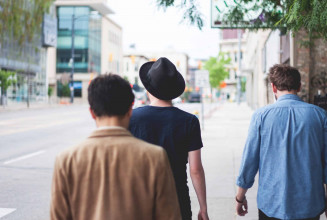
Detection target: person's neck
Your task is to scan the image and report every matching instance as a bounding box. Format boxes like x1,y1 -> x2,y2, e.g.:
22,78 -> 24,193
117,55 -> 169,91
276,90 -> 297,99
95,116 -> 128,129
150,99 -> 173,107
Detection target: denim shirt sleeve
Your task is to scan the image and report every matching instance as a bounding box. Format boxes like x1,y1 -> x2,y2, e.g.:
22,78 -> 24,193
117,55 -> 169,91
323,116 -> 327,184
236,110 -> 261,189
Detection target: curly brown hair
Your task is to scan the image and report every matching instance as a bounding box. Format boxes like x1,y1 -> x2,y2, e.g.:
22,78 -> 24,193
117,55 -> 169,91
269,64 -> 301,91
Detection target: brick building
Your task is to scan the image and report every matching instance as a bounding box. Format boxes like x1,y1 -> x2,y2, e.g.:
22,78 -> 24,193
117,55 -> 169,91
243,29 -> 326,109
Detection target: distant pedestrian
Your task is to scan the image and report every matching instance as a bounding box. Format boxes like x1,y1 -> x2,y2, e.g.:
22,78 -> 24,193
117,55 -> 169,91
129,57 -> 209,220
235,64 -> 327,219
50,74 -> 181,220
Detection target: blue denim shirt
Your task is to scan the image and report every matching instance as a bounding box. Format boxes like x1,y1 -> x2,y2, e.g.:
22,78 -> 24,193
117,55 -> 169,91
237,94 -> 327,219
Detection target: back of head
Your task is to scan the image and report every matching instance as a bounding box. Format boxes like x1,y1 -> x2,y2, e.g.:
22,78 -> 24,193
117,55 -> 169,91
88,74 -> 134,117
269,64 -> 301,91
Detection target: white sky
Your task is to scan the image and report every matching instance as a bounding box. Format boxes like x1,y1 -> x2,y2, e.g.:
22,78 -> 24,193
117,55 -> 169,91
107,0 -> 220,60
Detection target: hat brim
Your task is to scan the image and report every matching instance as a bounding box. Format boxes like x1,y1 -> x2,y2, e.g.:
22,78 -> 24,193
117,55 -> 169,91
139,61 -> 185,100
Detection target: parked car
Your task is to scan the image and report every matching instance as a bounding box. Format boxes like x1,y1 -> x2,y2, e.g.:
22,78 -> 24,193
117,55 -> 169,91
189,92 -> 201,103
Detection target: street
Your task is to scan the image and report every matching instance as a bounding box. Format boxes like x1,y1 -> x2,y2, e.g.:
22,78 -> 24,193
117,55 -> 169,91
0,105 -> 94,220
1,103 -> 326,220
0,103 -> 216,219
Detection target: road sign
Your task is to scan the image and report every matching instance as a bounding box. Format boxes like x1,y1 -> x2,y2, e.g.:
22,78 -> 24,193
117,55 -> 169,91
195,70 -> 210,88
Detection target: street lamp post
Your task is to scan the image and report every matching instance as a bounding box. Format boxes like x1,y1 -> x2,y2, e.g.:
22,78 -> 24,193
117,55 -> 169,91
69,11 -> 99,103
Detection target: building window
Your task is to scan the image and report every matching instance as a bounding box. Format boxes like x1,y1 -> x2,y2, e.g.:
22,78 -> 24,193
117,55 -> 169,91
56,6 -> 101,74
72,81 -> 82,97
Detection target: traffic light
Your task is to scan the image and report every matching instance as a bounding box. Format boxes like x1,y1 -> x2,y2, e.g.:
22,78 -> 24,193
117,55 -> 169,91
198,61 -> 202,69
130,55 -> 135,64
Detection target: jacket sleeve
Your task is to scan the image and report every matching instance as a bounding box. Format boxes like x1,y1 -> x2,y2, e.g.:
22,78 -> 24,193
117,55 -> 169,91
154,149 -> 182,220
50,156 -> 72,220
236,111 -> 261,189
323,116 -> 327,184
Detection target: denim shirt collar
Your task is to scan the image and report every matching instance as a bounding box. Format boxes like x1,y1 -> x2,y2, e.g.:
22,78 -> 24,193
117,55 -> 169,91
277,94 -> 302,102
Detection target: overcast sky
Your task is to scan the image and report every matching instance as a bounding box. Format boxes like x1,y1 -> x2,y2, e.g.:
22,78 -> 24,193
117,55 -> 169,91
107,0 -> 220,61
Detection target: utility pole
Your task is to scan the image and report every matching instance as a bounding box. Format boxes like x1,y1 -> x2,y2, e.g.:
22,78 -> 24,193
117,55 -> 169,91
70,14 -> 75,104
201,87 -> 204,131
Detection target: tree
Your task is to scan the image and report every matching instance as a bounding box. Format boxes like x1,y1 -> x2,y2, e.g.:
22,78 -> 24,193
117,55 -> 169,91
0,0 -> 53,46
204,53 -> 231,89
156,0 -> 203,29
48,87 -> 53,97
0,70 -> 16,106
156,0 -> 327,39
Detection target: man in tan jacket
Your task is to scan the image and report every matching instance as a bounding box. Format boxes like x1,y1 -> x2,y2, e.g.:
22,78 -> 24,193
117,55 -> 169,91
50,74 -> 181,220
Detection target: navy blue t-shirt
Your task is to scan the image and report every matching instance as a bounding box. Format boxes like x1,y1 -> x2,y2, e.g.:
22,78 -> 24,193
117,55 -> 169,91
129,105 -> 203,219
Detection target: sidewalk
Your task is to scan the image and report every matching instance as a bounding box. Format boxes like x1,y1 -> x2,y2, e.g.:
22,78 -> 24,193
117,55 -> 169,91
189,102 -> 327,220
188,102 -> 257,220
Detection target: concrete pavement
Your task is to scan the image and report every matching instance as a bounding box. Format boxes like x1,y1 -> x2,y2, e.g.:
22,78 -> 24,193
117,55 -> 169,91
189,102 -> 327,220
188,102 -> 257,220
1,102 -> 327,219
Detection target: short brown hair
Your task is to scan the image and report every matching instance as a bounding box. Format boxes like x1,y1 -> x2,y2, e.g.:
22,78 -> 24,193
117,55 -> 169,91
269,64 -> 301,91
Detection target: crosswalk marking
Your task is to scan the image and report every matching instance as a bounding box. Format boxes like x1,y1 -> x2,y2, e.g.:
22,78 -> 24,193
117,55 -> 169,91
0,208 -> 16,218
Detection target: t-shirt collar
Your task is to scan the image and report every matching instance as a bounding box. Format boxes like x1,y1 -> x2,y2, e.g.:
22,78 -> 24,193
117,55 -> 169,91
96,126 -> 126,131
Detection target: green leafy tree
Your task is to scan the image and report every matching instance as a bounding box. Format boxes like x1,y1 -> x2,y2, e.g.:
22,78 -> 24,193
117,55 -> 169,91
204,53 -> 231,88
123,76 -> 130,83
57,82 -> 71,98
0,0 -> 53,46
156,0 -> 203,29
48,86 -> 54,97
0,70 -> 16,105
156,0 -> 327,39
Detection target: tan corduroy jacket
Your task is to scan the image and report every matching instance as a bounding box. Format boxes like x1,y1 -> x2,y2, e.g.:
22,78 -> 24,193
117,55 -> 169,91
50,128 -> 181,220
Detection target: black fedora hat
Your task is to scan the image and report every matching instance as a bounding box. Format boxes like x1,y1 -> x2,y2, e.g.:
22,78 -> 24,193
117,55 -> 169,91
139,57 -> 185,100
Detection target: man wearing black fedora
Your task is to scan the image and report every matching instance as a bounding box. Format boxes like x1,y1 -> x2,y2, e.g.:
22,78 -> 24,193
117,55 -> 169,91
129,57 -> 209,220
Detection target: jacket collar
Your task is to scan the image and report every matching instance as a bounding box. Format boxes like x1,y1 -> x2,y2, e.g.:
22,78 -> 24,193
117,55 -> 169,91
277,94 -> 302,102
88,127 -> 132,139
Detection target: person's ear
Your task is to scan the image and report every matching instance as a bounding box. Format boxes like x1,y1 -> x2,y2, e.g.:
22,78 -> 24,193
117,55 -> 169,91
271,83 -> 277,93
89,107 -> 96,120
126,104 -> 133,118
297,84 -> 301,93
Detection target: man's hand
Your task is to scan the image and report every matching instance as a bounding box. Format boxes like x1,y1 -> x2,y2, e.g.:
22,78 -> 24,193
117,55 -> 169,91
236,198 -> 248,216
198,210 -> 209,220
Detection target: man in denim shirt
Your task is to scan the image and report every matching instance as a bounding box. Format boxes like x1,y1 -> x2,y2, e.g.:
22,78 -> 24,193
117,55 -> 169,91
235,65 -> 327,220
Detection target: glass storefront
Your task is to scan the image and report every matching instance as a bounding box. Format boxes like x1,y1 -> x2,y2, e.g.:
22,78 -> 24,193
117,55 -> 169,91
1,36 -> 48,103
57,6 -> 101,74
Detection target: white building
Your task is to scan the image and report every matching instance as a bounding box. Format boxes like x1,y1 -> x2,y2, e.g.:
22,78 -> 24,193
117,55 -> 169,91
243,29 -> 292,109
218,29 -> 246,101
49,0 -> 123,102
102,16 -> 123,75
122,54 -> 149,86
